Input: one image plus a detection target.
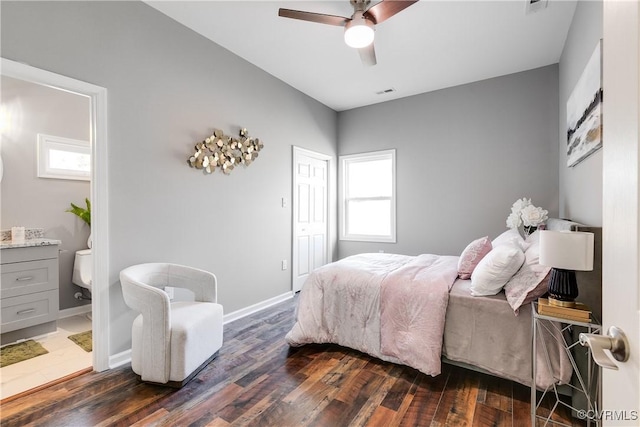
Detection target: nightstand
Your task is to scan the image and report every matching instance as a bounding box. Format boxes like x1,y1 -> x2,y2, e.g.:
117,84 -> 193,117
531,301 -> 602,426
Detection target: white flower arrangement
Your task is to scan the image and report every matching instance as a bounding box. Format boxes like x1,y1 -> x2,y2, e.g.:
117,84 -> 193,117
506,198 -> 548,236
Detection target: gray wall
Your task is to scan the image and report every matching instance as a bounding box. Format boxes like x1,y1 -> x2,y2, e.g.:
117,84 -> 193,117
1,1 -> 338,355
1,76 -> 91,311
558,0 -> 603,226
557,3 -> 603,412
338,65 -> 560,258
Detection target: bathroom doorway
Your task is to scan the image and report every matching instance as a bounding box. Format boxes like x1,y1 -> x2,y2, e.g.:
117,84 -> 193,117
0,58 -> 108,399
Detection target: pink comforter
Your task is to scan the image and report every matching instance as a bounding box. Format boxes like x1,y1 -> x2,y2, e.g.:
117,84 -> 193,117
285,253 -> 459,376
380,254 -> 459,375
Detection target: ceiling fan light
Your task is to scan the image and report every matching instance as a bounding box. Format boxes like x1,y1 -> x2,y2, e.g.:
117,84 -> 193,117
344,16 -> 374,49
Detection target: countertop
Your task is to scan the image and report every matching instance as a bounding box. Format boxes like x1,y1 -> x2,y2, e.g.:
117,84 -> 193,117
0,238 -> 62,249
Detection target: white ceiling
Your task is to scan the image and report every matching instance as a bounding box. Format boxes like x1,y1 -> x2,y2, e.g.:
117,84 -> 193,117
146,0 -> 577,111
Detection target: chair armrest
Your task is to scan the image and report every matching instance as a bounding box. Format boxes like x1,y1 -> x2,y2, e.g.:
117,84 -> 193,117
120,269 -> 172,383
164,264 -> 217,303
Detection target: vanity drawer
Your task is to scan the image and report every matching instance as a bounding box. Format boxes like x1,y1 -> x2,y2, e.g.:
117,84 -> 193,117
1,245 -> 59,264
0,259 -> 59,299
0,290 -> 59,334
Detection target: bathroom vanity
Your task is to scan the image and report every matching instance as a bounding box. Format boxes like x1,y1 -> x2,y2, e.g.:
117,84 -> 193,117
1,239 -> 61,345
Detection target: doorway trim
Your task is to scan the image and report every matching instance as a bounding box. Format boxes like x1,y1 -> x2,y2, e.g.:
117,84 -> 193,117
292,146 -> 331,292
2,58 -> 110,371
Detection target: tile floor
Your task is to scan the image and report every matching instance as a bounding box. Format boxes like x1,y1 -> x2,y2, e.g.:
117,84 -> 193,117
0,314 -> 93,400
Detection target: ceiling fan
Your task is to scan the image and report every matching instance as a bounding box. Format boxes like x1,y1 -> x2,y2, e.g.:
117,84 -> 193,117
278,0 -> 418,67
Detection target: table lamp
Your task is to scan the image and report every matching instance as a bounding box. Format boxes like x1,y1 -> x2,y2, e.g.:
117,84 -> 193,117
539,230 -> 594,308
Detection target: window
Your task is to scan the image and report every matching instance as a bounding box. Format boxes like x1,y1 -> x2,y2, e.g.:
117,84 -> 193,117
339,149 -> 396,242
37,134 -> 90,181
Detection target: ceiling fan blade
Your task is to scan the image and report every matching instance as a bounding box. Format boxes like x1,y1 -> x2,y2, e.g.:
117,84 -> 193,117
278,8 -> 350,27
358,43 -> 377,67
364,0 -> 418,25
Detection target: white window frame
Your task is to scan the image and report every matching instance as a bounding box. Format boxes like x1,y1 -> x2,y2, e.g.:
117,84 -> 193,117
339,149 -> 396,243
37,133 -> 90,181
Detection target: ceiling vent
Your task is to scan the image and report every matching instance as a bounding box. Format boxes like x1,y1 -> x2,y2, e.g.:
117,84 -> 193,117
525,0 -> 548,14
376,88 -> 396,95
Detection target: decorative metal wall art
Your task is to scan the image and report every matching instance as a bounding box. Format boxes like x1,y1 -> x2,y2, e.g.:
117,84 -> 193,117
187,128 -> 264,175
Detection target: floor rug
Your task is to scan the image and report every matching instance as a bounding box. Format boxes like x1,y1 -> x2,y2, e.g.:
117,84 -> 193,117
0,340 -> 49,368
68,330 -> 92,352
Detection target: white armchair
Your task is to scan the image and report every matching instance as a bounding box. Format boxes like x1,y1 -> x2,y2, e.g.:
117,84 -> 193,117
120,263 -> 223,386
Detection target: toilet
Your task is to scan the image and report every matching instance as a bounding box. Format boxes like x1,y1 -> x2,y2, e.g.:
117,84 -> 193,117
72,249 -> 92,291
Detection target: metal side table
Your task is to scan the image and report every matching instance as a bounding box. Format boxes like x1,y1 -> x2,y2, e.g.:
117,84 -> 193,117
532,301 -> 602,426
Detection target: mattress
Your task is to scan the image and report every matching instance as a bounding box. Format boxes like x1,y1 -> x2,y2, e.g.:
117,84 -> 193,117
443,278 -> 571,388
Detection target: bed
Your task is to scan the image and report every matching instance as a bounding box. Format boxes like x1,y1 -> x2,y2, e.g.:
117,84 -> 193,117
285,219 -> 601,390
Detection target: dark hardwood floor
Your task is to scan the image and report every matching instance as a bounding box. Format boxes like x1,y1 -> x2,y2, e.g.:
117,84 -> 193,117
0,297 -> 583,426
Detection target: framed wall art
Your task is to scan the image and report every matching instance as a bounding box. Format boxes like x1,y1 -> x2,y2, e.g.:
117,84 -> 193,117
566,40 -> 603,167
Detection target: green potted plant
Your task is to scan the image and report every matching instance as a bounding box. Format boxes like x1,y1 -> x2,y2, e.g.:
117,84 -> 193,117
67,198 -> 91,248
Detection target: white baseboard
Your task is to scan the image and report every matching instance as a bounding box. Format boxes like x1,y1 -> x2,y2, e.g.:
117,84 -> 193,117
109,349 -> 132,369
223,291 -> 294,324
59,304 -> 92,319
107,291 -> 294,369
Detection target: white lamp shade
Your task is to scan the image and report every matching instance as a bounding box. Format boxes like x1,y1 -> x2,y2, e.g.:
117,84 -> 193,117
539,230 -> 594,271
344,16 -> 374,48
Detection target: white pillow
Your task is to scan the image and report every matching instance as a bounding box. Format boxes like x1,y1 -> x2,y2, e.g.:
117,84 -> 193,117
492,229 -> 531,252
470,244 -> 525,296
